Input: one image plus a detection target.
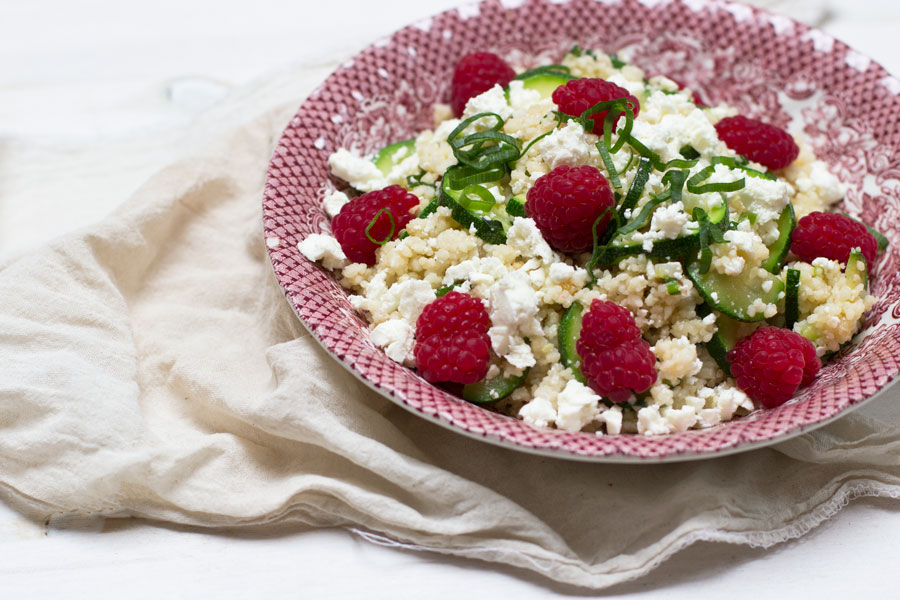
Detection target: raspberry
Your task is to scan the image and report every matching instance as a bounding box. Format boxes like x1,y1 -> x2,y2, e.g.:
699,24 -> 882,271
450,52 -> 515,116
525,165 -> 615,253
576,299 -> 641,353
414,292 -> 492,385
790,211 -> 878,268
582,339 -> 657,403
331,185 -> 418,265
714,115 -> 799,171
414,332 -> 491,385
551,78 -> 640,135
727,327 -> 820,408
576,299 -> 657,402
415,291 -> 490,340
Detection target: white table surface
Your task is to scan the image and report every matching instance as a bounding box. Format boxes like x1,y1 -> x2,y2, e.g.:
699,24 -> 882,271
3,0 -> 900,597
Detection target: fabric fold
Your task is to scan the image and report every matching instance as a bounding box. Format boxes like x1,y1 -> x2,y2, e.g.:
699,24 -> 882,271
2,82 -> 900,590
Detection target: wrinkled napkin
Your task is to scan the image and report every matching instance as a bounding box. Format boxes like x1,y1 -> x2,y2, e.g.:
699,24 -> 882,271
2,64 -> 900,591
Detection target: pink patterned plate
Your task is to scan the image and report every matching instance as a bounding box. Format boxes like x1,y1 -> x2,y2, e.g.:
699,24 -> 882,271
263,0 -> 900,462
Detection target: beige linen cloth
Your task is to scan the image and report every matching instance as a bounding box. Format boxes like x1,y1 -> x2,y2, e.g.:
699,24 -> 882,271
2,65 -> 900,591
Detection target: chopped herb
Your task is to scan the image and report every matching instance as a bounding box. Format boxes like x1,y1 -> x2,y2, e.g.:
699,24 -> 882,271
596,141 -> 622,189
679,145 -> 700,160
608,53 -> 626,69
586,206 -> 618,285
842,212 -> 890,251
568,44 -> 596,58
619,157 -> 653,220
406,169 -> 436,190
436,280 -> 465,297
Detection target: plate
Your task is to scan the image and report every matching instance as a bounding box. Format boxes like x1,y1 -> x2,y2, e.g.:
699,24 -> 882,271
262,0 -> 900,462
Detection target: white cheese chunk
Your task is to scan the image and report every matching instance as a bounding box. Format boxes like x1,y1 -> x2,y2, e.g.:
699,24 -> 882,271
487,270 -> 541,369
555,380 -> 601,432
519,397 -> 557,428
322,190 -> 351,217
328,148 -> 387,192
297,233 -> 347,270
370,319 -> 416,366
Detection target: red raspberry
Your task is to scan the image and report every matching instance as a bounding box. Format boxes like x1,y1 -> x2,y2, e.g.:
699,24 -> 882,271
551,78 -> 640,135
414,292 -> 492,385
415,291 -> 490,340
714,115 -> 799,170
790,211 -> 877,268
576,299 -> 641,354
581,338 -> 657,403
331,185 -> 418,265
414,332 -> 491,385
576,299 -> 656,402
525,165 -> 615,253
727,327 -> 820,408
450,52 -> 515,117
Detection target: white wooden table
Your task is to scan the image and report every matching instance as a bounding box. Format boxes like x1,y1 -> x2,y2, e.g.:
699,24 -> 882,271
2,1 -> 900,596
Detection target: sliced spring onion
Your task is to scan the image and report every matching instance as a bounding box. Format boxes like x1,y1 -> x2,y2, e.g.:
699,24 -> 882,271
364,208 -> 395,245
692,206 -> 725,274
450,130 -> 521,170
447,112 -> 504,141
518,127 -> 556,158
406,169 -> 436,189
596,141 -> 622,189
585,206 -> 617,285
679,145 -> 700,160
513,64 -> 572,80
621,134 -> 699,171
458,185 -> 497,213
710,155 -> 775,180
618,147 -> 636,175
618,157 -> 653,220
616,191 -> 670,236
443,164 -> 506,189
662,169 -> 688,206
687,164 -> 745,195
665,278 -> 681,295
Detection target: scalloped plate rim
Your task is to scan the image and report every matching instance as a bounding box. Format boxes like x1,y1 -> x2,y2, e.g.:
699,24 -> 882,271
263,0 -> 900,462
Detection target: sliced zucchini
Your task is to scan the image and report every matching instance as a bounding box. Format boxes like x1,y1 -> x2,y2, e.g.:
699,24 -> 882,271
439,175 -> 507,244
372,139 -> 416,177
846,249 -> 868,291
507,73 -> 575,101
705,312 -> 742,376
558,302 -> 587,383
598,234 -> 701,265
595,196 -> 725,265
462,369 -> 529,404
784,268 -> 801,330
761,204 -> 796,273
681,191 -> 728,225
506,196 -> 527,218
686,261 -> 785,322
